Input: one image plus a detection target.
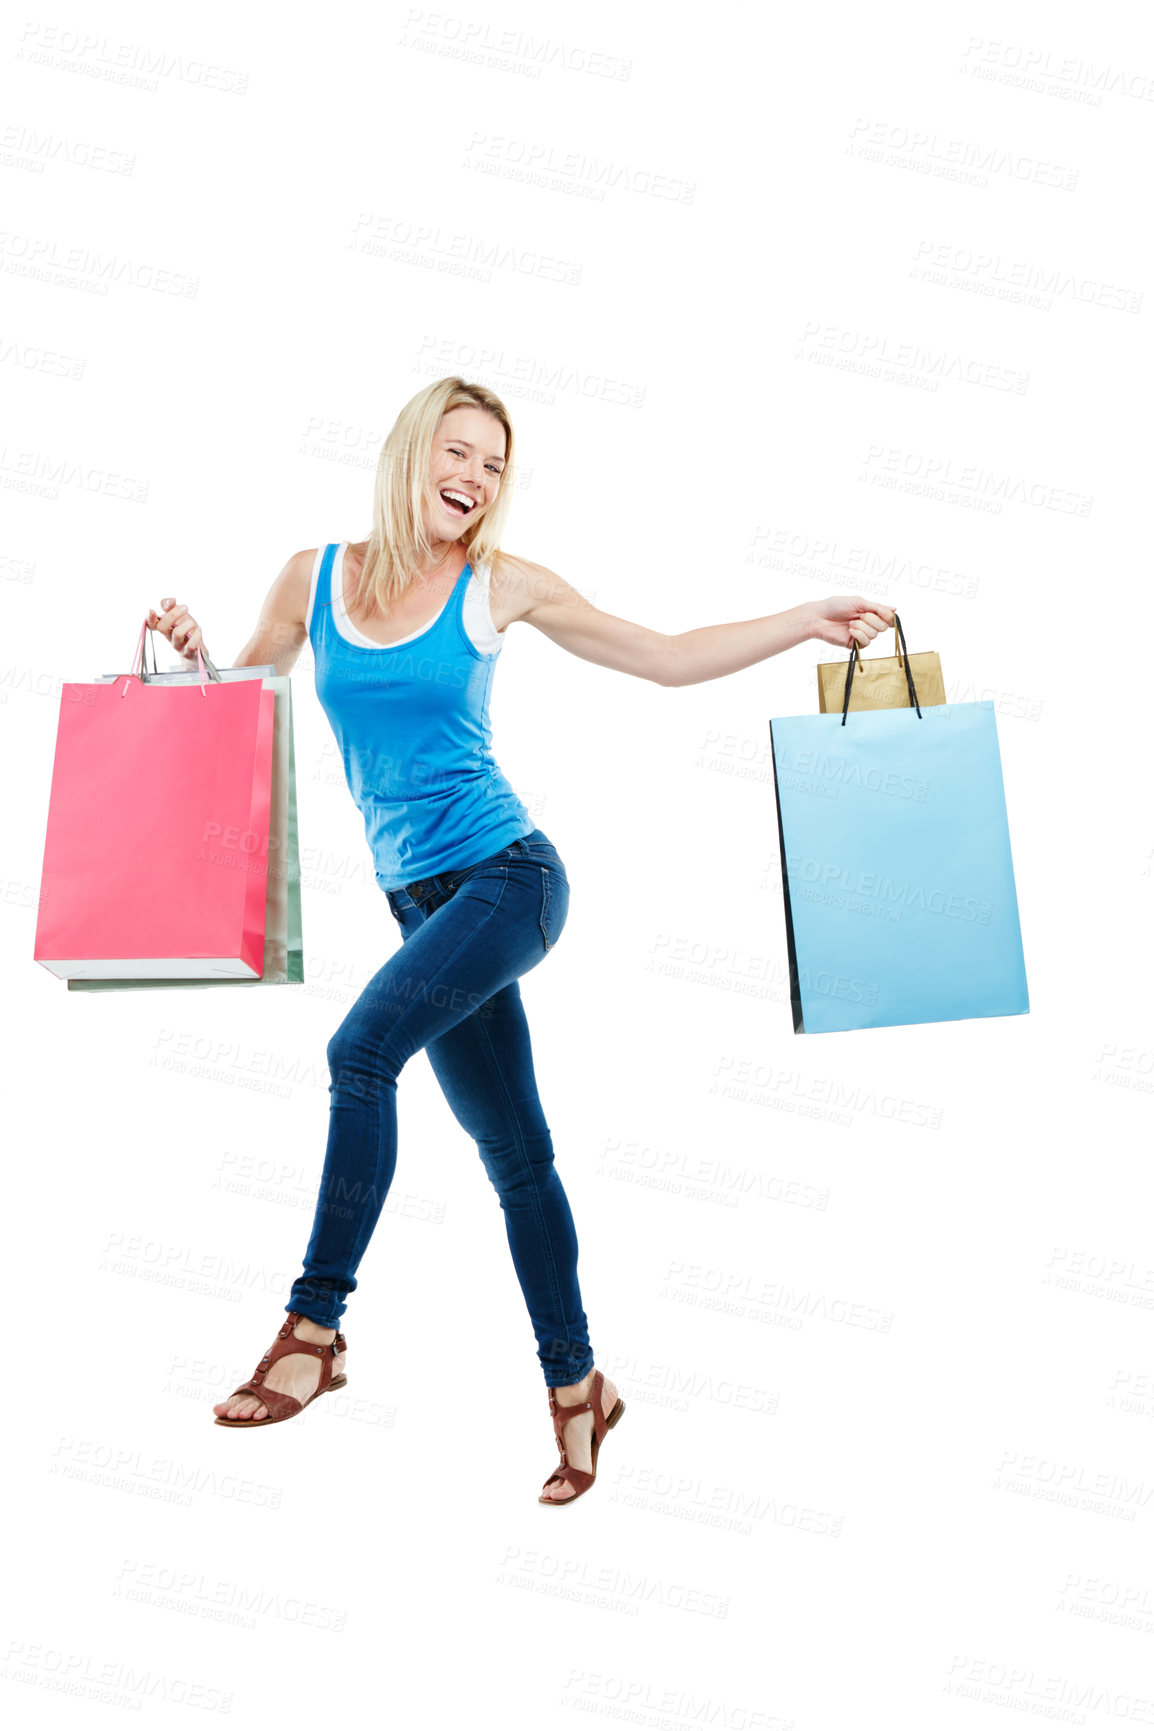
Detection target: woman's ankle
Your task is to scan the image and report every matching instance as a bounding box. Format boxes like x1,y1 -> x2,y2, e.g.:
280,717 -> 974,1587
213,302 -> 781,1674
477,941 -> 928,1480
551,1365 -> 596,1398
291,1313 -> 337,1342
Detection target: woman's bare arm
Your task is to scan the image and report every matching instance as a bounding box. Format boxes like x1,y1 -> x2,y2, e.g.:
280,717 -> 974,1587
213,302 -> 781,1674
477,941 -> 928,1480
494,553 -> 676,683
494,553 -> 893,688
231,551 -> 312,672
150,550 -> 314,675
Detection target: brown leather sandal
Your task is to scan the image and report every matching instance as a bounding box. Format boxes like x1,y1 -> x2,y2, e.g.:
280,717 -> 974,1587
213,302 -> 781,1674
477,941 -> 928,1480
214,1311 -> 348,1428
538,1368 -> 625,1505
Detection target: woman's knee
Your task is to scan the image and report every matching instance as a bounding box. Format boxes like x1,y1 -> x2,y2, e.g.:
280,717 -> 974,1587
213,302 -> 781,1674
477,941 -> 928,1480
480,1128 -> 558,1195
326,1019 -> 407,1086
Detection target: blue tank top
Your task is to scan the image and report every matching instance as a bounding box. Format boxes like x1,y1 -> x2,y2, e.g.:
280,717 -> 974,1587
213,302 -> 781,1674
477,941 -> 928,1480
307,541 -> 533,890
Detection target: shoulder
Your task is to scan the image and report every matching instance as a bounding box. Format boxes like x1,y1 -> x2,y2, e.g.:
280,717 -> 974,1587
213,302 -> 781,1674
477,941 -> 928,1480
253,546 -> 335,633
490,550 -> 589,629
490,549 -> 546,595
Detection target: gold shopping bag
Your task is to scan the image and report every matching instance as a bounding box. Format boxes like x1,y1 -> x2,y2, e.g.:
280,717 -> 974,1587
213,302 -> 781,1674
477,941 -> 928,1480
816,612 -> 945,715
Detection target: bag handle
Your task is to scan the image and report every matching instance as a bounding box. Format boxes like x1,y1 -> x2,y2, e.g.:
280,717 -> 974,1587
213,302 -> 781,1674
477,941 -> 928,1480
840,611 -> 923,727
119,618 -> 221,699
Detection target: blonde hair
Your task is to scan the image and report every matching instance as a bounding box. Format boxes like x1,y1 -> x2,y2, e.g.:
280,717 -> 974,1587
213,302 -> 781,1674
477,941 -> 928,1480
349,376 -> 515,618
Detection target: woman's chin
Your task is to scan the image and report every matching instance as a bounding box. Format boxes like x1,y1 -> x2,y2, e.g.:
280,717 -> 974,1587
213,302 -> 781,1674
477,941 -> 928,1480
432,512 -> 472,540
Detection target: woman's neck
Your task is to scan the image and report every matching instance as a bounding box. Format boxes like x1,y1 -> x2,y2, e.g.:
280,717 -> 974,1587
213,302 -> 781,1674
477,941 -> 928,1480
350,537 -> 468,583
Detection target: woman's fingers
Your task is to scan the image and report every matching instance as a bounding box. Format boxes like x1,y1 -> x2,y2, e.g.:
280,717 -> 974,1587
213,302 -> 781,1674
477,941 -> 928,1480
153,600 -> 182,635
151,600 -> 201,655
849,607 -> 894,646
819,595 -> 896,649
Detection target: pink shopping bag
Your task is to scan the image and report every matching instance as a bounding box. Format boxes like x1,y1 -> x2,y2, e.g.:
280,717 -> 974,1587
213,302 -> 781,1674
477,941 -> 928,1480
34,621 -> 275,981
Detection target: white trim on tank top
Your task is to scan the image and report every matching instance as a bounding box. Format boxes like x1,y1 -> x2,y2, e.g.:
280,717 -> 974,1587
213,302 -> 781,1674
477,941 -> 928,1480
303,542 -> 502,654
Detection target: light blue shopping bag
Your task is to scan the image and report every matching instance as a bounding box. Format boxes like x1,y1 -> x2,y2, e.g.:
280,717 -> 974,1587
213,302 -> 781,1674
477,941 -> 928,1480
769,702 -> 1029,1033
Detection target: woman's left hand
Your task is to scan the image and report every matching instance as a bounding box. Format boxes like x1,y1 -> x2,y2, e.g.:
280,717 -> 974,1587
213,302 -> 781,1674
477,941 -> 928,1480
803,595 -> 896,651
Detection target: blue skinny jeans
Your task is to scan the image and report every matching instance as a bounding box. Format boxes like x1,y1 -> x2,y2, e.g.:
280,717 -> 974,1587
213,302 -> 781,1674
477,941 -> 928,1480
286,828 -> 593,1387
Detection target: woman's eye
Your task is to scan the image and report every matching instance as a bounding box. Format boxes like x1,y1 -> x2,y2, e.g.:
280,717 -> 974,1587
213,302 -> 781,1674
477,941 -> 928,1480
447,446 -> 501,475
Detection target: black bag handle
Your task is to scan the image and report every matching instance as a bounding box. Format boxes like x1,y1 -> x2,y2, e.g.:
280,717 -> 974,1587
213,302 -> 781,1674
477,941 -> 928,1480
840,611 -> 923,727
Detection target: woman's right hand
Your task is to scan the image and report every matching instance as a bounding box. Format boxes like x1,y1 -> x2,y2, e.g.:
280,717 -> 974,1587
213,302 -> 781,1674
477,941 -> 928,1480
148,597 -> 208,662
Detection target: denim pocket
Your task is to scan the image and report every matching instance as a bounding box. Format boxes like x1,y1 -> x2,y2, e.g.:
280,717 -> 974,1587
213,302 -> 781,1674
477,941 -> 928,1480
538,864 -> 570,951
517,833 -> 570,887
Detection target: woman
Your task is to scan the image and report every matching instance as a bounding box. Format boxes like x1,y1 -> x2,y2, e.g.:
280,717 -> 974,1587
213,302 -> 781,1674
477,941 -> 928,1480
149,376 -> 894,1503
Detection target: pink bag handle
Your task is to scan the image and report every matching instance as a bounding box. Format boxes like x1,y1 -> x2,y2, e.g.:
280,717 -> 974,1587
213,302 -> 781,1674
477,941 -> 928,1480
120,618 -> 216,699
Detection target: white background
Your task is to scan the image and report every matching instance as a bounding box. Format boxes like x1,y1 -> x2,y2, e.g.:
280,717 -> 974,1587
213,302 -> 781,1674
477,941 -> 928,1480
6,2 -> 1153,1726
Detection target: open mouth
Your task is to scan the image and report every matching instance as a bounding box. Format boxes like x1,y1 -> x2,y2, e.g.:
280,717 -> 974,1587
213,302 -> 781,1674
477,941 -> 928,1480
440,489 -> 477,516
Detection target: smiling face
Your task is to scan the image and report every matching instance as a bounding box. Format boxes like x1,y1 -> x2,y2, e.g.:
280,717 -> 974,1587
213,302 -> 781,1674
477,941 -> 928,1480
427,405 -> 507,542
